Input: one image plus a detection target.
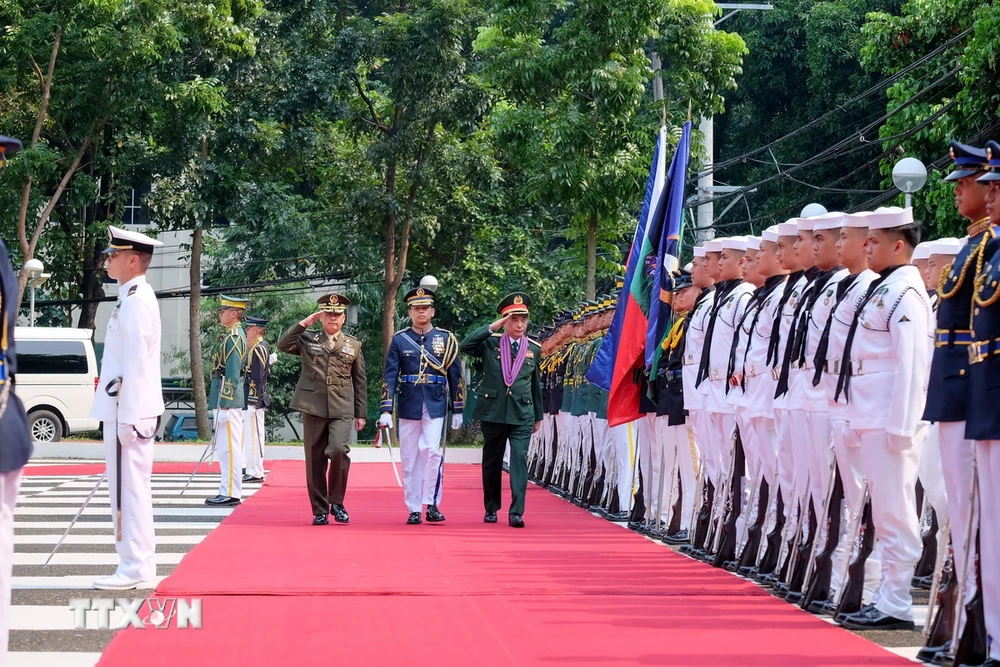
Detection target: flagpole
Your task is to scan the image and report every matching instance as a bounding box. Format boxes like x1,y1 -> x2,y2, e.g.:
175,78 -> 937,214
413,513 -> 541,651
651,52 -> 666,128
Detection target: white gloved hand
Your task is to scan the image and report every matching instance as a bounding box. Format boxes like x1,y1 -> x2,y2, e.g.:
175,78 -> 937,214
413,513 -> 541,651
451,414 -> 464,430
269,352 -> 278,365
378,413 -> 393,429
887,432 -> 912,453
843,427 -> 862,449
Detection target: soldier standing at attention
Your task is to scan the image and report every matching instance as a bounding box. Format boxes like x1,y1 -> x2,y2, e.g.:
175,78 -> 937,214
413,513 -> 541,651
243,316 -> 272,484
278,294 -> 367,525
461,293 -> 543,528
206,295 -> 248,507
379,287 -> 464,525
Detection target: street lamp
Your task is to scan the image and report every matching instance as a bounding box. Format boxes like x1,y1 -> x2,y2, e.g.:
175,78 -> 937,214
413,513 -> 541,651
21,258 -> 50,327
419,275 -> 439,292
892,157 -> 928,209
800,203 -> 828,218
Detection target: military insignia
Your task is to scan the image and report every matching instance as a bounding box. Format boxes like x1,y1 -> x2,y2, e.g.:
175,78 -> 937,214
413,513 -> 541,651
416,288 -> 425,297
898,315 -> 911,322
526,350 -> 534,359
342,343 -> 356,357
876,299 -> 884,309
127,285 -> 138,297
431,334 -> 445,356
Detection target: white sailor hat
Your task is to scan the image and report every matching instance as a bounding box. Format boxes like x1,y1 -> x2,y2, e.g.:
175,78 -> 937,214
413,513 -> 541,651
683,261 -> 693,271
745,236 -> 762,250
693,246 -> 706,258
103,226 -> 163,255
796,217 -> 818,232
912,242 -> 933,261
843,211 -> 875,228
777,220 -> 799,237
761,225 -> 780,243
868,206 -> 914,230
812,212 -> 847,231
704,240 -> 723,253
720,236 -> 748,252
927,238 -> 963,256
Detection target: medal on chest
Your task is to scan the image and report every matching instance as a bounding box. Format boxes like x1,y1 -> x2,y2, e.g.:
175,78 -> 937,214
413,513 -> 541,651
431,334 -> 445,356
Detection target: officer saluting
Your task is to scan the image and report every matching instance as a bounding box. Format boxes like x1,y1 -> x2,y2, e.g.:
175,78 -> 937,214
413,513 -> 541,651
461,293 -> 543,528
243,316 -> 272,484
278,294 -> 367,525
90,226 -> 165,590
206,295 -> 248,507
379,287 -> 464,524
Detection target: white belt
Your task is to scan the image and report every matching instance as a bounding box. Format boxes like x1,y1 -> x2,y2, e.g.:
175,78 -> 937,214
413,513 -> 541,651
745,363 -> 761,378
824,358 -> 843,375
682,354 -> 698,366
796,359 -> 815,371
707,368 -> 724,382
848,357 -> 896,376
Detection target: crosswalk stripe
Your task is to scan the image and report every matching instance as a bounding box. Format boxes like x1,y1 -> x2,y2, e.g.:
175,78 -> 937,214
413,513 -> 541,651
14,534 -> 206,545
14,507 -> 237,516
14,552 -> 187,566
12,575 -> 169,590
13,521 -> 220,530
6,652 -> 103,667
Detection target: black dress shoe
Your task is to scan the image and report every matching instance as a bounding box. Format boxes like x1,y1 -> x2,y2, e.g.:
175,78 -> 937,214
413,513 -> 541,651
331,504 -> 350,523
839,605 -> 915,631
312,514 -> 328,525
205,496 -> 241,507
606,510 -> 629,521
407,512 -> 422,525
242,474 -> 264,483
957,660 -> 999,667
425,505 -> 446,523
508,513 -> 525,528
661,529 -> 690,545
484,512 -> 498,523
916,641 -> 950,663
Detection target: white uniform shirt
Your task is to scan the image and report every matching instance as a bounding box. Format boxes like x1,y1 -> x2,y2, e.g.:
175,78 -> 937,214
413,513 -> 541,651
771,273 -> 809,410
701,281 -> 755,413
822,269 -> 878,420
682,288 -> 716,412
798,268 -> 850,411
725,293 -> 759,410
843,266 -> 932,437
743,275 -> 788,419
90,275 -> 165,425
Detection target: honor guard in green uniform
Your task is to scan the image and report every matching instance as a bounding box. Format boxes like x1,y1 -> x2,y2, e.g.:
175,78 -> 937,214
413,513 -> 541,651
243,316 -> 273,484
278,294 -> 367,526
461,293 -> 543,528
207,295 -> 248,507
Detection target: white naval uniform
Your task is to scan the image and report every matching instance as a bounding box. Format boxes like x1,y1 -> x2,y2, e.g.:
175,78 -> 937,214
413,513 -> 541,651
0,469 -> 19,661
844,265 -> 932,621
243,405 -> 266,478
821,269 -> 881,599
682,289 -> 715,503
726,288 -> 760,546
90,274 -> 165,583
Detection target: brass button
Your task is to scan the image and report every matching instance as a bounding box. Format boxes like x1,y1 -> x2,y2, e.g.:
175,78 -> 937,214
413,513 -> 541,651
960,369 -> 967,376
975,308 -> 981,316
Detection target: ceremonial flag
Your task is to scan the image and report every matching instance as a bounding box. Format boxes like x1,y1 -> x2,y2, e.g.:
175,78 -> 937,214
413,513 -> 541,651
586,126 -> 667,426
647,121 -> 691,375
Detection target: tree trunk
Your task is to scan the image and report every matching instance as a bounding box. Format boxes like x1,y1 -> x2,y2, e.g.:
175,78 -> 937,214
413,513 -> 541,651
189,226 -> 211,440
586,213 -> 597,300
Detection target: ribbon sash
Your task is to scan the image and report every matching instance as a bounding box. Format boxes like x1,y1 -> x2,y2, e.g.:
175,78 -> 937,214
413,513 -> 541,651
500,333 -> 528,387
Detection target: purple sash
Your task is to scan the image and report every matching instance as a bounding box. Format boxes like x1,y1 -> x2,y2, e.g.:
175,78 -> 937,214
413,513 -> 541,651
500,333 -> 528,387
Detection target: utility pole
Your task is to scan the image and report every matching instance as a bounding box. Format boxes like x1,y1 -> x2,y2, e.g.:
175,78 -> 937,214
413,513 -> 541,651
695,3 -> 773,244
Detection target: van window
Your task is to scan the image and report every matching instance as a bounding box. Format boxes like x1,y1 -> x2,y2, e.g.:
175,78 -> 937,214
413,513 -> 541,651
16,340 -> 89,374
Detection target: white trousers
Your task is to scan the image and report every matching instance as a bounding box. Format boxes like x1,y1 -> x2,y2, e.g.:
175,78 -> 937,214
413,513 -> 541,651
643,415 -> 671,525
789,409 -> 812,510
636,414 -> 658,521
976,440 -> 1000,660
915,422 -> 947,520
103,418 -> 158,581
214,408 -> 244,499
591,417 -> 610,493
939,420 -> 978,636
1,469 -> 21,663
660,422 -> 697,531
830,419 -> 880,601
243,407 -> 266,478
750,416 -> 778,488
805,410 -> 835,519
398,405 -> 445,513
774,408 -> 796,519
608,422 -> 634,511
854,428 -> 922,620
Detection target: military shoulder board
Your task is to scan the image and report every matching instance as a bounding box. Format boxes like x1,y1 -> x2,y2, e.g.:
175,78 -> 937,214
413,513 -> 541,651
127,285 -> 138,297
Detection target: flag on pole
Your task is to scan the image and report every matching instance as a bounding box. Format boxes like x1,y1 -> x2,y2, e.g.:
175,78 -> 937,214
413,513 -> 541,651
647,121 -> 691,375
585,126 -> 667,426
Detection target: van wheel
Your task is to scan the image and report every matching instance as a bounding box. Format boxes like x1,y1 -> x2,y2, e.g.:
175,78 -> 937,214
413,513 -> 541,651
29,410 -> 63,443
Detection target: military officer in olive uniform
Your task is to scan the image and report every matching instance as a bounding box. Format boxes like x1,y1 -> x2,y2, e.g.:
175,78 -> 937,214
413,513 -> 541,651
207,295 -> 248,507
243,316 -> 272,484
278,294 -> 367,525
380,287 -> 464,525
461,293 -> 543,528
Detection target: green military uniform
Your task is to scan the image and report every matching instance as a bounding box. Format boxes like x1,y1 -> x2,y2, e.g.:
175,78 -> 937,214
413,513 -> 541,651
277,293 -> 367,523
207,295 -> 249,506
461,293 -> 543,524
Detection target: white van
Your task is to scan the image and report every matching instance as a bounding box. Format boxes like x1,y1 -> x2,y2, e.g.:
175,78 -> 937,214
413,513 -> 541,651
13,327 -> 100,442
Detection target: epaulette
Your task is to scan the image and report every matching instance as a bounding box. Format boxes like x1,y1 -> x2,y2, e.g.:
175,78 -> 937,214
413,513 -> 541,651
528,337 -> 541,347
490,332 -> 503,338
127,285 -> 138,297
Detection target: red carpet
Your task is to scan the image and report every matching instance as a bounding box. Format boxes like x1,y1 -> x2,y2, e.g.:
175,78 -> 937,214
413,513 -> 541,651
23,462 -> 224,476
97,461 -> 914,666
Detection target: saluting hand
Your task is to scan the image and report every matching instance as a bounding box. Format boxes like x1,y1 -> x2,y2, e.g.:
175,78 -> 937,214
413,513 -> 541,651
300,311 -> 323,328
489,314 -> 512,333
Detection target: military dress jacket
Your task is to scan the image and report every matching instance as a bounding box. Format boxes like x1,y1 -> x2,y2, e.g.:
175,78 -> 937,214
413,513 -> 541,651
380,326 -> 464,421
967,238 -> 1000,440
209,324 -> 247,410
277,323 -> 367,420
460,325 -> 543,426
245,339 -> 272,409
0,238 -> 31,473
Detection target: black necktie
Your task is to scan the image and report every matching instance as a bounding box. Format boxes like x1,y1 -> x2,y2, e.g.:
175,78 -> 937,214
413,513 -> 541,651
766,270 -> 805,366
738,274 -> 787,390
834,265 -> 905,402
511,340 -> 519,356
793,267 -> 844,367
811,273 -> 861,387
725,289 -> 760,394
696,280 -> 738,387
774,267 -> 822,398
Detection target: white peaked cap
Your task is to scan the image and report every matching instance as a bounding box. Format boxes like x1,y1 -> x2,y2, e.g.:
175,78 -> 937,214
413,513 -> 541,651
720,236 -> 748,251
843,211 -> 875,228
927,238 -> 963,256
912,242 -> 932,261
761,225 -> 780,243
812,212 -> 847,231
868,206 -> 914,230
704,240 -> 723,253
693,246 -> 706,258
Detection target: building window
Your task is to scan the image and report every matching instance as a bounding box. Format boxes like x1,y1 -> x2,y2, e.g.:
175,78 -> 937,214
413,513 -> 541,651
123,184 -> 151,227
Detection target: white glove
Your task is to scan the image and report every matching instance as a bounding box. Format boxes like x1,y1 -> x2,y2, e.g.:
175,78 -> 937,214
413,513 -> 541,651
887,432 -> 912,453
378,413 -> 393,429
451,414 -> 463,430
269,352 -> 278,365
843,427 -> 862,449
